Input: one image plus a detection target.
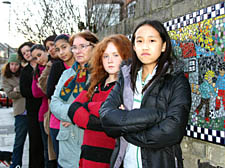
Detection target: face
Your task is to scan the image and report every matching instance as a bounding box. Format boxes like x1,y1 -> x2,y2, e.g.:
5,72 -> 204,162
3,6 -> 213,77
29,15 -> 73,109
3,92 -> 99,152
219,69 -> 225,76
31,49 -> 48,66
9,62 -> 20,73
21,45 -> 32,62
133,25 -> 166,67
46,41 -> 57,58
55,39 -> 73,63
71,36 -> 93,66
208,75 -> 213,84
102,42 -> 123,77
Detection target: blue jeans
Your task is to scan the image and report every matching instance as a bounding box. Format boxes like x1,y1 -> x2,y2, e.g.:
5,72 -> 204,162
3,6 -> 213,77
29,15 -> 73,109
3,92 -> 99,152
10,115 -> 28,168
39,122 -> 49,168
50,128 -> 62,168
50,128 -> 59,158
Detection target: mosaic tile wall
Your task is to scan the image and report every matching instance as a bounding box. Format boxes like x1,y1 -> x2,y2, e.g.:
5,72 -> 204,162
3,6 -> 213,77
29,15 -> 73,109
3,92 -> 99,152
164,2 -> 225,145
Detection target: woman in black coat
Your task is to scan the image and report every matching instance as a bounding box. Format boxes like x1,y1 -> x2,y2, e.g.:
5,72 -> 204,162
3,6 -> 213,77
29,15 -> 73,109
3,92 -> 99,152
99,20 -> 192,168
18,42 -> 44,168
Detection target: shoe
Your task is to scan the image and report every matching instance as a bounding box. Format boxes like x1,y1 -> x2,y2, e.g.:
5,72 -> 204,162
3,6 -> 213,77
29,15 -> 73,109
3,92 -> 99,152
0,151 -> 12,166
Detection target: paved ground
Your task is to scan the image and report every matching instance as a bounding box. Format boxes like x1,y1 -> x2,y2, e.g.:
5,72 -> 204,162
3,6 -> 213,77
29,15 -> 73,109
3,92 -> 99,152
0,107 -> 28,168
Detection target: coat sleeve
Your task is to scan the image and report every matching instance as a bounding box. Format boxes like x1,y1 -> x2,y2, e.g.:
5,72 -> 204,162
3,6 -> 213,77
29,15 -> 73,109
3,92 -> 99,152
67,89 -> 103,129
20,67 -> 34,98
47,62 -> 64,99
2,76 -> 22,99
32,76 -> 45,98
124,74 -> 192,148
38,61 -> 52,94
50,70 -> 74,122
99,73 -> 166,138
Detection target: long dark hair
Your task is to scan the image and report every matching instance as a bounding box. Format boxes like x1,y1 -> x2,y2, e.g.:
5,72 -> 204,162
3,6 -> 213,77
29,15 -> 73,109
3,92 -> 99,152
43,34 -> 57,48
30,44 -> 48,77
2,63 -> 22,78
17,42 -> 35,62
130,20 -> 173,92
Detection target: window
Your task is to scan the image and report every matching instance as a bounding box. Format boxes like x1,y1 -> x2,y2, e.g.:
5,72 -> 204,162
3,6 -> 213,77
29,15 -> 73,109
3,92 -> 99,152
127,0 -> 136,18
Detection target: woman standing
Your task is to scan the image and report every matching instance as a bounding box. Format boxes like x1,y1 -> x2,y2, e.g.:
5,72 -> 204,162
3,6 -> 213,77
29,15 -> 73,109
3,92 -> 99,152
50,31 -> 98,168
67,34 -> 132,168
46,34 -> 75,168
18,42 -> 44,168
2,53 -> 27,168
30,44 -> 49,168
99,20 -> 192,168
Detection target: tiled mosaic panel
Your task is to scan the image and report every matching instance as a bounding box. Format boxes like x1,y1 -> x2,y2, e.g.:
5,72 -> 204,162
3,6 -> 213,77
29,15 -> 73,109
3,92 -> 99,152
165,2 -> 225,145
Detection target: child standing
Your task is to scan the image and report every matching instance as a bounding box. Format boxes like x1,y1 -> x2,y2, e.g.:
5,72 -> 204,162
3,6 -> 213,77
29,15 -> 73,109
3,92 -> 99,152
99,20 -> 192,168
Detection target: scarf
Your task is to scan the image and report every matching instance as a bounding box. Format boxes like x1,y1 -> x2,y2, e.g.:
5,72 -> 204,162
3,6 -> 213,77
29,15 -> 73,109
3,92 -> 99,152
60,62 -> 88,101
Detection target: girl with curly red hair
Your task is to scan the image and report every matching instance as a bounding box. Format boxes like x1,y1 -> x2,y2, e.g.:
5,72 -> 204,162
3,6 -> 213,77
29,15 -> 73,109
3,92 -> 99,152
68,34 -> 132,168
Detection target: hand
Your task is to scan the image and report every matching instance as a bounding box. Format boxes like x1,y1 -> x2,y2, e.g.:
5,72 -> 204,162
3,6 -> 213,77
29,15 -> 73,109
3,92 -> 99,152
13,87 -> 17,92
62,121 -> 72,127
119,104 -> 125,110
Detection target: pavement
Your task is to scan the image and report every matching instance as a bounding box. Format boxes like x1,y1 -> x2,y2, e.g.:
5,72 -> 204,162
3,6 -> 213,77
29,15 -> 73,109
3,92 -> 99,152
0,107 -> 28,168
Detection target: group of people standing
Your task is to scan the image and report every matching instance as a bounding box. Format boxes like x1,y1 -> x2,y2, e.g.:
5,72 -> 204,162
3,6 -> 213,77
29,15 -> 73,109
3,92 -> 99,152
1,19 -> 191,168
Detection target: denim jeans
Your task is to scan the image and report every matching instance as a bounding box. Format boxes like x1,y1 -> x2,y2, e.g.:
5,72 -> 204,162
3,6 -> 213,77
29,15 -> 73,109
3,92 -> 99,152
50,128 -> 62,168
50,128 -> 59,158
10,115 -> 28,168
39,122 -> 49,168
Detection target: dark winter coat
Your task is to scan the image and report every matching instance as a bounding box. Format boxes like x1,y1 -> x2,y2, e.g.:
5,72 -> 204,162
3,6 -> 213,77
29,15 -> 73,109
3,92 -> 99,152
20,63 -> 42,116
46,60 -> 66,99
99,63 -> 192,168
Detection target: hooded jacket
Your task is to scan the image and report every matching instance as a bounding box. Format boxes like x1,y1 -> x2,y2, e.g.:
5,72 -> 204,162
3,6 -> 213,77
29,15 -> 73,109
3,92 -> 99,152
99,62 -> 192,168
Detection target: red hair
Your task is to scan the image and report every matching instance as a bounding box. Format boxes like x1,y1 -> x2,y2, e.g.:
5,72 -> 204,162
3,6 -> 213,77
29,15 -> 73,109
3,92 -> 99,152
87,34 -> 132,99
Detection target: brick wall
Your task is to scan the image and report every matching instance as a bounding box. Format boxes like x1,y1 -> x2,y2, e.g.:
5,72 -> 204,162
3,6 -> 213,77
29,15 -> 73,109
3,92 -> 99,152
97,0 -> 225,167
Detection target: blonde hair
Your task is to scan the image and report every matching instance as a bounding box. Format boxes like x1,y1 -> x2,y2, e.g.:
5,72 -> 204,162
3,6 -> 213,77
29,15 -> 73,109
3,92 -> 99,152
204,70 -> 215,80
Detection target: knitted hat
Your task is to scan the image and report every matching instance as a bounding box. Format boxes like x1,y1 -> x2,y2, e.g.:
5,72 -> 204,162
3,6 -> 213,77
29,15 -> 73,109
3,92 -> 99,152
8,53 -> 20,63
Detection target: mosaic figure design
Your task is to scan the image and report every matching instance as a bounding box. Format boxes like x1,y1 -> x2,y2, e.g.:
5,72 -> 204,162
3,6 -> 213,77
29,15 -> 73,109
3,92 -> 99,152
195,70 -> 217,122
165,2 -> 225,145
215,63 -> 225,111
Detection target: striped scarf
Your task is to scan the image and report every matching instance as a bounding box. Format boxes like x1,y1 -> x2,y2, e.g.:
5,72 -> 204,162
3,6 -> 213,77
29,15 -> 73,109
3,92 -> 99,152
60,62 -> 88,101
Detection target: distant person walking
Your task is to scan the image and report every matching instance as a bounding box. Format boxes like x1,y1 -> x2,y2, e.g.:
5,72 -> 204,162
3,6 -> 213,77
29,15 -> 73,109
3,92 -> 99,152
2,53 -> 27,168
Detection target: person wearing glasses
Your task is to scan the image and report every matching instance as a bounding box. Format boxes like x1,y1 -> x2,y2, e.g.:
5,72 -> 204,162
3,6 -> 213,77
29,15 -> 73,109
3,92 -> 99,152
67,34 -> 132,168
50,30 -> 99,168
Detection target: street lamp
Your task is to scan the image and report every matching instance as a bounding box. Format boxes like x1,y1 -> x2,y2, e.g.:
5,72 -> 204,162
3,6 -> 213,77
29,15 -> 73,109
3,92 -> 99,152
2,1 -> 11,58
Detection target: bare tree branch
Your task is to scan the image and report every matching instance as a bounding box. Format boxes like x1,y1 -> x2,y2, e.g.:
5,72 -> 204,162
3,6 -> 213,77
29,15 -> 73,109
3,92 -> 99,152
13,0 -> 82,43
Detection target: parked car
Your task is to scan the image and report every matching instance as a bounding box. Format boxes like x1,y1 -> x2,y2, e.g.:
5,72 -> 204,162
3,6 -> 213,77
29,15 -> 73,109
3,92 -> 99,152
0,91 -> 13,108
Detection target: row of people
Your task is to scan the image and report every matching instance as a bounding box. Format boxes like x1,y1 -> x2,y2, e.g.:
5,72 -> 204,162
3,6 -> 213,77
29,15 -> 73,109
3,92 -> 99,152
2,19 -> 191,168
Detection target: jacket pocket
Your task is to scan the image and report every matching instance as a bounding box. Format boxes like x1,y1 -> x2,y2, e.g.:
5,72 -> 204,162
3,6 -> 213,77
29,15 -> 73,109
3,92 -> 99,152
56,130 -> 70,141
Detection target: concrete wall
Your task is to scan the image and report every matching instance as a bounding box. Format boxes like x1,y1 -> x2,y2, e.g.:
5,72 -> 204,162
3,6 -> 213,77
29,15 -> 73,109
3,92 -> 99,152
182,137 -> 225,167
97,0 -> 225,167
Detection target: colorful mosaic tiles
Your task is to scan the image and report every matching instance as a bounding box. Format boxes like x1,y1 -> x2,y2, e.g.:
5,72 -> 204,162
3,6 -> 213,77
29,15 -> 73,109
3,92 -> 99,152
164,2 -> 225,145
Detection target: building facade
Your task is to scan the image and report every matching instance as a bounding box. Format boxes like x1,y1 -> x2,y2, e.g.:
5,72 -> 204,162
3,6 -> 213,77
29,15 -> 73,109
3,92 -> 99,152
96,0 -> 225,167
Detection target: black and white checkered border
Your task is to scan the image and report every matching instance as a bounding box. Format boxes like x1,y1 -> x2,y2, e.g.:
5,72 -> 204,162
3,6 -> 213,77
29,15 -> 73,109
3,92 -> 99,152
164,2 -> 225,31
186,125 -> 225,145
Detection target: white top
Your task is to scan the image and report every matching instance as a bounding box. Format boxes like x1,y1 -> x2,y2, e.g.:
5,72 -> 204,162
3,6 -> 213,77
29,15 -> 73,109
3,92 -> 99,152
124,66 -> 157,168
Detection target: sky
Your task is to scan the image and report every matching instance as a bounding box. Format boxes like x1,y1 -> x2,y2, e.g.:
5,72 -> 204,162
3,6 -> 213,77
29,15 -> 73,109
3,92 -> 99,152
0,0 -> 86,48
0,0 -> 26,48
